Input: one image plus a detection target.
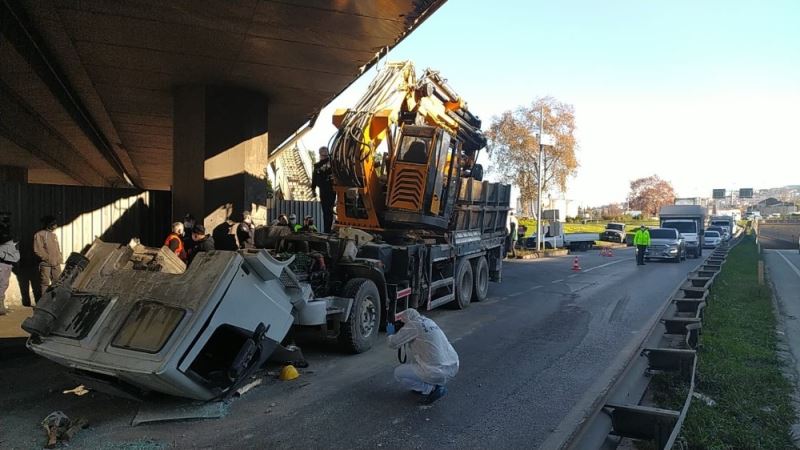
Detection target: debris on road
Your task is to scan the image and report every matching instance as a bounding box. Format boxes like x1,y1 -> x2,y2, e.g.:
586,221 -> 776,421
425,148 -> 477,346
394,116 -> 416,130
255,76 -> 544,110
279,365 -> 300,381
132,399 -> 229,426
235,378 -> 263,396
62,385 -> 90,396
42,411 -> 87,448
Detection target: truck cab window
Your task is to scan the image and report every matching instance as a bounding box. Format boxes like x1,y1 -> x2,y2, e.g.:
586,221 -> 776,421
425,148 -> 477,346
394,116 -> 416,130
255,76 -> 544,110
399,137 -> 430,164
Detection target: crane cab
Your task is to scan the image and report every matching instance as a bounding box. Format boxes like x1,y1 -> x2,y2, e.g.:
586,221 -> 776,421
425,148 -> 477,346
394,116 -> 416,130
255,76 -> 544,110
384,125 -> 461,230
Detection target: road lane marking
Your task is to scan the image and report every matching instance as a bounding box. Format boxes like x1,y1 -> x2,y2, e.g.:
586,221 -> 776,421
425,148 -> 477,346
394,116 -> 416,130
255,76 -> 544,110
507,285 -> 543,297
582,257 -> 634,273
551,279 -> 564,284
775,251 -> 800,279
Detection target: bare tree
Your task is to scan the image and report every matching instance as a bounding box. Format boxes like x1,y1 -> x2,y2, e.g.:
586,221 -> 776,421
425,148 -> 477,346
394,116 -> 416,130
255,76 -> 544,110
627,175 -> 676,217
486,97 -> 578,216
603,203 -> 624,220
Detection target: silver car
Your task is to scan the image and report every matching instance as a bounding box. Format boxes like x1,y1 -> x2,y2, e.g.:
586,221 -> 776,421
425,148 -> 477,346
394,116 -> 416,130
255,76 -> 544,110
644,228 -> 686,263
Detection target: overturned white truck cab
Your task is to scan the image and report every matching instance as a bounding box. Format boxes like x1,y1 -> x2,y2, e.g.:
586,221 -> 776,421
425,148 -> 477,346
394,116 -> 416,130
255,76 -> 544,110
23,240 -> 361,401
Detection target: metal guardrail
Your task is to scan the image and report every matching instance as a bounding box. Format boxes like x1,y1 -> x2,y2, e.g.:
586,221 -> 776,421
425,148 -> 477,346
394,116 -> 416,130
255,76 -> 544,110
561,237 -> 741,449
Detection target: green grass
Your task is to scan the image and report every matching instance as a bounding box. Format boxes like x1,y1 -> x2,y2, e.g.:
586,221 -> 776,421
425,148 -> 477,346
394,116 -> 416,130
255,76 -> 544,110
675,235 -> 795,448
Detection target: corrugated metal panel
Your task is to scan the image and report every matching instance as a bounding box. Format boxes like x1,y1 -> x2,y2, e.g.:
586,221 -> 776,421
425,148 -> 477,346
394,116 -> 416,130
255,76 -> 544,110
0,182 -> 171,260
267,199 -> 325,231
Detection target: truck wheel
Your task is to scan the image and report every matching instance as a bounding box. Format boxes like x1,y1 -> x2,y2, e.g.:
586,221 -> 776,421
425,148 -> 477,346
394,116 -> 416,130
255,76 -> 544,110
471,257 -> 489,302
339,278 -> 380,354
452,258 -> 473,309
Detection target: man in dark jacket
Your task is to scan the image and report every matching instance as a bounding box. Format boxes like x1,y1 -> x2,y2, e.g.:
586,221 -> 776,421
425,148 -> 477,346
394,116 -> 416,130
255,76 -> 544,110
182,213 -> 197,256
237,210 -> 255,249
311,146 -> 336,233
188,225 -> 215,264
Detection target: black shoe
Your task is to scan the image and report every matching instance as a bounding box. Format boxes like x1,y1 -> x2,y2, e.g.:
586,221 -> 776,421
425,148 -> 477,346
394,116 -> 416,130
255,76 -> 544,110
423,385 -> 447,404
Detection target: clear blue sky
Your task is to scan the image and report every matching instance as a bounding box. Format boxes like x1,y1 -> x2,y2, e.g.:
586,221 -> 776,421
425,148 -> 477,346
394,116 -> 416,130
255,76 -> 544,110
302,0 -> 800,209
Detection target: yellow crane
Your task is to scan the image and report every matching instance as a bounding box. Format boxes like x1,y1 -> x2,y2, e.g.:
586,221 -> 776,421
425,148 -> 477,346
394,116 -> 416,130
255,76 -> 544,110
329,61 -> 486,231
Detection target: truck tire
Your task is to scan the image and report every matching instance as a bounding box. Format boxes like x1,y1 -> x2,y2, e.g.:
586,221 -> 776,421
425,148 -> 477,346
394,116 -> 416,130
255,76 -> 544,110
471,256 -> 489,302
339,278 -> 380,354
452,258 -> 473,309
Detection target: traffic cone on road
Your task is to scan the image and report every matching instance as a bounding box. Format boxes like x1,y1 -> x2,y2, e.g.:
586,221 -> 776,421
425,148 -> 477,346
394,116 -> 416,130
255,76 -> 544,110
572,256 -> 581,272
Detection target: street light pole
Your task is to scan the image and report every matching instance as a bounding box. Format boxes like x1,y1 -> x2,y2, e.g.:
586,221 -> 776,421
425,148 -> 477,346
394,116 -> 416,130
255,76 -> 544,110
537,105 -> 544,251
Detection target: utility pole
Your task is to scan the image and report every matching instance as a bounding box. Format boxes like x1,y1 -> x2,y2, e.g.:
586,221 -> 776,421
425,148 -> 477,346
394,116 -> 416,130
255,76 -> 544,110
537,105 -> 544,251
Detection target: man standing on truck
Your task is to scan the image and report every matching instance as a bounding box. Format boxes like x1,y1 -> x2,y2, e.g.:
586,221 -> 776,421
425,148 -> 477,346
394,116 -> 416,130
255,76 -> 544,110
388,308 -> 459,404
634,225 -> 651,266
311,146 -> 336,233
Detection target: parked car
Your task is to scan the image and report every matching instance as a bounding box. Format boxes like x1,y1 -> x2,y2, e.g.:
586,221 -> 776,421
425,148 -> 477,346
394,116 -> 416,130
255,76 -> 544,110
644,228 -> 686,263
703,230 -> 722,248
707,225 -> 729,241
706,225 -> 725,238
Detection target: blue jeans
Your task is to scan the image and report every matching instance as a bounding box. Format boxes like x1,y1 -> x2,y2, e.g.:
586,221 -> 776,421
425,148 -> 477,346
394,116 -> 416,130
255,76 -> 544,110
394,364 -> 435,395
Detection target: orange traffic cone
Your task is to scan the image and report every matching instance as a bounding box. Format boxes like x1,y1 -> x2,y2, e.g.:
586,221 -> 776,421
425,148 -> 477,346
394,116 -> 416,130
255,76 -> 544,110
572,256 -> 581,271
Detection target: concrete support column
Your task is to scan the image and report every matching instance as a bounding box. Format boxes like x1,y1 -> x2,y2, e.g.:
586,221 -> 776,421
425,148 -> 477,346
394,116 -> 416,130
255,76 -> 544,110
172,86 -> 268,230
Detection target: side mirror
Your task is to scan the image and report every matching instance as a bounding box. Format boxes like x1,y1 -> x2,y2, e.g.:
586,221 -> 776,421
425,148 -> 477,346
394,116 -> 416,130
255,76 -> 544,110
470,164 -> 484,181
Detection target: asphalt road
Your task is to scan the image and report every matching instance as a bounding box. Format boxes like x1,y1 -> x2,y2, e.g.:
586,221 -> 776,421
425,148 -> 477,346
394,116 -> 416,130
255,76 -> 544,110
765,249 -> 800,402
0,248 -> 709,449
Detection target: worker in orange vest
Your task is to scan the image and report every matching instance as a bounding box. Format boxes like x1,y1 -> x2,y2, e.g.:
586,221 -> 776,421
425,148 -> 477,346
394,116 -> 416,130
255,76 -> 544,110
164,222 -> 187,262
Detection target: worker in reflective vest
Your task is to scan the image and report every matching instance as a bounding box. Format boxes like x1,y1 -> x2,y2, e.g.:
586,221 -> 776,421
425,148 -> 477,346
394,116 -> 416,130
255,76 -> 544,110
164,222 -> 187,262
633,225 -> 651,266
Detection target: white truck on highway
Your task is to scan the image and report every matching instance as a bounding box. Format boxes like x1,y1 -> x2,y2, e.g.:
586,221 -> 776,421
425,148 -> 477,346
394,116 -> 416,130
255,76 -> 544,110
522,221 -> 599,251
659,205 -> 707,258
709,216 -> 736,241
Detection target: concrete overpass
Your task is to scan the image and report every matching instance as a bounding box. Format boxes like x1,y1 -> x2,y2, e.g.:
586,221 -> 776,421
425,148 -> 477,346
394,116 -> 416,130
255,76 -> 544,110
0,0 -> 444,226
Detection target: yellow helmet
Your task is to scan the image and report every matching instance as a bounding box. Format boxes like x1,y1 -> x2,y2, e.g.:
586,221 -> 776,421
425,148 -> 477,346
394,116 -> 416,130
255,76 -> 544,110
279,365 -> 299,381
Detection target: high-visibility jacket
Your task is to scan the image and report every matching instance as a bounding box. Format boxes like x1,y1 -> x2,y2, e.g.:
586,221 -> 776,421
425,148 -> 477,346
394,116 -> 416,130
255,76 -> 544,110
164,232 -> 187,261
633,228 -> 651,246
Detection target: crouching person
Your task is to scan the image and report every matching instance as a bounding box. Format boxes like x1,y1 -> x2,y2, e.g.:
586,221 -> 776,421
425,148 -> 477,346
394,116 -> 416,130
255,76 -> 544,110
387,309 -> 459,404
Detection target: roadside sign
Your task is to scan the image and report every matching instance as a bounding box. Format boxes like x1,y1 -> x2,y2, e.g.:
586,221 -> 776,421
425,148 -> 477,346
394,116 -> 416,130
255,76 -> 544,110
537,133 -> 556,146
739,188 -> 753,198
712,189 -> 726,199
